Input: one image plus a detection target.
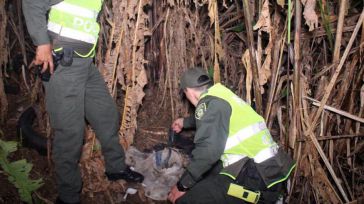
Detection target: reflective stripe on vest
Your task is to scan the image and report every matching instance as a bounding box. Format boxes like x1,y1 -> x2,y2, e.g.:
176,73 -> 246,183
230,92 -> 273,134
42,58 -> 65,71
221,154 -> 246,167
48,0 -> 102,44
254,145 -> 278,163
201,83 -> 278,169
225,121 -> 267,150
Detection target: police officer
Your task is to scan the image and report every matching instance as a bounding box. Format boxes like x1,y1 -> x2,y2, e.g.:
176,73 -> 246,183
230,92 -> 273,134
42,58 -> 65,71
22,1 -> 143,203
168,67 -> 295,204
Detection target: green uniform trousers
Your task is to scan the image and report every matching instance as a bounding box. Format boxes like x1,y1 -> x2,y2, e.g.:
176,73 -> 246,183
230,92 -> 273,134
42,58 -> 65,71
176,174 -> 244,204
176,160 -> 282,204
44,58 -> 126,203
176,161 -> 242,204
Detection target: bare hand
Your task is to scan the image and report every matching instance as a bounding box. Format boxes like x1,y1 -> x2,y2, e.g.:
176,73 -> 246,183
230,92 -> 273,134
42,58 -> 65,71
168,185 -> 185,204
34,44 -> 54,74
171,118 -> 184,133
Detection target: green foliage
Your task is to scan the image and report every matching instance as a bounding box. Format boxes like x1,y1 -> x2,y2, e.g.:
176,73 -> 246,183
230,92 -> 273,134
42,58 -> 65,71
318,0 -> 334,52
287,0 -> 291,44
281,85 -> 289,98
0,139 -> 43,204
207,66 -> 214,80
230,23 -> 245,32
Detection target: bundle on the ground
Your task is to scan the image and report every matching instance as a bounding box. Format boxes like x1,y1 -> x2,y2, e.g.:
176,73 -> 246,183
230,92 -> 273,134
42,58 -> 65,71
125,146 -> 187,200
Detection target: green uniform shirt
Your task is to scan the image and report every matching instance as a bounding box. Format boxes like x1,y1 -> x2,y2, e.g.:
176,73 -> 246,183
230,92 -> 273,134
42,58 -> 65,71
180,95 -> 232,188
181,84 -> 295,189
22,0 -> 94,55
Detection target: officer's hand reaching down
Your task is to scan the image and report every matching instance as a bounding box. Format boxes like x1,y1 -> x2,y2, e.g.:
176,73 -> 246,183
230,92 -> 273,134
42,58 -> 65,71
34,43 -> 54,74
168,185 -> 185,204
171,118 -> 184,133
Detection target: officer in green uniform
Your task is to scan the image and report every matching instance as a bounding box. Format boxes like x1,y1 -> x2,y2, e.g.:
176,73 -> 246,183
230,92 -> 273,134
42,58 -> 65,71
168,67 -> 295,204
22,1 -> 143,203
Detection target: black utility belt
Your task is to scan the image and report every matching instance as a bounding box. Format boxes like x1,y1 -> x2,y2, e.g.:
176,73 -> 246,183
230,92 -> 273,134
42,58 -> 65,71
54,47 -> 88,66
53,49 -> 86,59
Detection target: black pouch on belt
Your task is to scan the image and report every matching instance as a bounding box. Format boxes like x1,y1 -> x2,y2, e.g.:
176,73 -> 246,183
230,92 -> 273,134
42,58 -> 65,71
232,160 -> 283,203
61,47 -> 74,66
226,160 -> 263,203
235,160 -> 266,190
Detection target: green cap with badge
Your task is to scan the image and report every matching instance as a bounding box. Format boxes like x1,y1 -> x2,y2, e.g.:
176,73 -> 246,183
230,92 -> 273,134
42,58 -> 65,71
180,67 -> 211,89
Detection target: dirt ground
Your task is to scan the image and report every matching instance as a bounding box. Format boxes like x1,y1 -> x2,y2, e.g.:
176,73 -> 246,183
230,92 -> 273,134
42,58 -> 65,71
0,81 -> 189,203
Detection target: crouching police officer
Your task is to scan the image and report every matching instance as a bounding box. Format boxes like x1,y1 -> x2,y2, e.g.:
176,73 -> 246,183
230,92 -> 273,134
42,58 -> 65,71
168,67 -> 295,204
22,0 -> 143,203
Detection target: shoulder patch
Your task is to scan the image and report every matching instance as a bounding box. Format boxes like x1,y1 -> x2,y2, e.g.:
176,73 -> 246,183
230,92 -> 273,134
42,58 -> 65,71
195,103 -> 207,120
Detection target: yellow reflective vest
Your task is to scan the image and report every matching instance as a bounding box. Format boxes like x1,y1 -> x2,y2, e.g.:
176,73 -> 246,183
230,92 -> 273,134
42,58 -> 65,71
48,0 -> 102,56
201,83 -> 295,188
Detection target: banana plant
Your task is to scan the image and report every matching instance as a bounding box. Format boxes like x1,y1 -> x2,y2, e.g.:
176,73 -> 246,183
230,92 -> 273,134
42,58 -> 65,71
0,139 -> 43,204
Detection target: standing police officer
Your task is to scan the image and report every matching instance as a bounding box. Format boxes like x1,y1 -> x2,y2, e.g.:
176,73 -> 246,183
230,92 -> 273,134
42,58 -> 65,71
22,1 -> 143,203
168,67 -> 295,204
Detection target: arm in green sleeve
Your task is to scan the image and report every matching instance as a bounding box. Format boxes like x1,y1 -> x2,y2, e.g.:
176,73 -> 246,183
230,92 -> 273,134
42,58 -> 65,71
183,115 -> 196,129
22,0 -> 51,45
179,98 -> 231,188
